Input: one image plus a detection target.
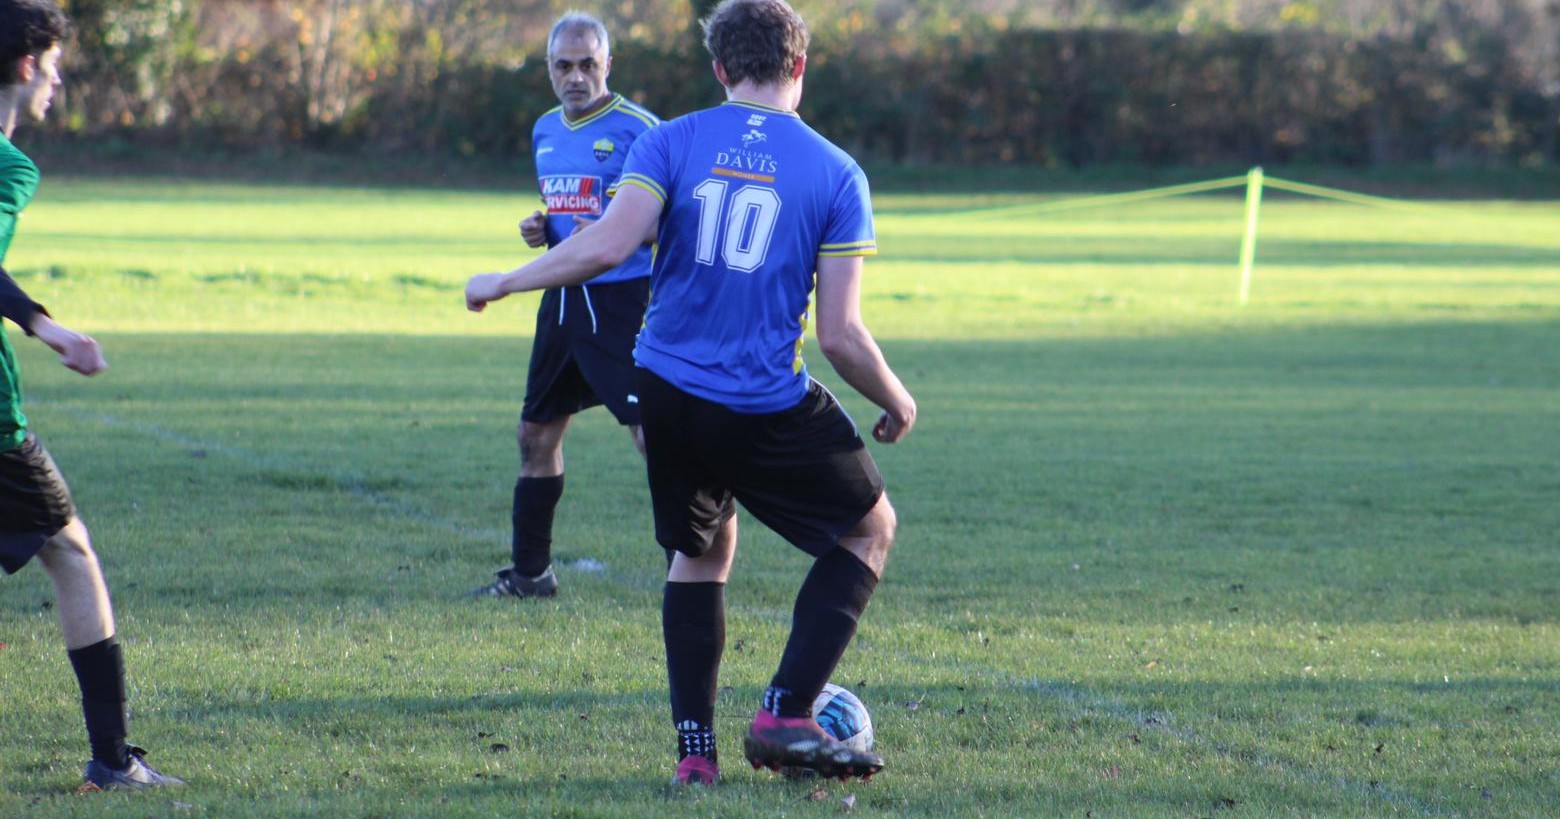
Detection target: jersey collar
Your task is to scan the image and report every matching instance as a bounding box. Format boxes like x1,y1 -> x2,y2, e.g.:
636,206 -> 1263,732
720,100 -> 799,117
559,93 -> 622,131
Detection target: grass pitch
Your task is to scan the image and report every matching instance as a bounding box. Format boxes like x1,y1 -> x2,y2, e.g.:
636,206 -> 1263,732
0,178 -> 1557,817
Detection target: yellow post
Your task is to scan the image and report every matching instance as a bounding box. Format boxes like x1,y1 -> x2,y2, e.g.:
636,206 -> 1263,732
1237,166 -> 1265,305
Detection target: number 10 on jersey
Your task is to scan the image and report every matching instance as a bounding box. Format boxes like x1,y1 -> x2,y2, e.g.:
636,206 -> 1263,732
693,180 -> 782,273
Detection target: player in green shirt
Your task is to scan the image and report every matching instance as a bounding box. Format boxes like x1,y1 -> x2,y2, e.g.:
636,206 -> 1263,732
0,0 -> 181,792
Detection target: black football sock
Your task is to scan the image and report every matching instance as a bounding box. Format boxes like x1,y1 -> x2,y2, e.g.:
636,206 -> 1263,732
664,581 -> 724,761
511,475 -> 564,577
766,548 -> 878,718
67,637 -> 130,768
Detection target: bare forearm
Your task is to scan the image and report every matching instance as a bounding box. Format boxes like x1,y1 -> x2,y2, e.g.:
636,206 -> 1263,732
468,187 -> 661,313
499,235 -> 618,295
27,313 -> 107,376
821,324 -> 914,420
29,313 -> 76,352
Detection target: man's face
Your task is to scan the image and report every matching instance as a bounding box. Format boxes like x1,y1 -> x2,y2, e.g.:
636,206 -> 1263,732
548,32 -> 611,119
22,45 -> 63,123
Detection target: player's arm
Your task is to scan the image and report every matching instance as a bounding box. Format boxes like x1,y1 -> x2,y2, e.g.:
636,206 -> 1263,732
466,184 -> 662,311
30,313 -> 107,376
0,264 -> 45,332
568,213 -> 657,246
1,266 -> 106,376
814,255 -> 916,443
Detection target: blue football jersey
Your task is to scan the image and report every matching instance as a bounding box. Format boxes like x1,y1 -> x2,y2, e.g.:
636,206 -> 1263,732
531,93 -> 659,285
618,101 -> 877,413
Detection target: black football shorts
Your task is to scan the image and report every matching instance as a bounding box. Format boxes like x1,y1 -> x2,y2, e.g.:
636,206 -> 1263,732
521,278 -> 649,426
0,433 -> 77,574
636,369 -> 885,558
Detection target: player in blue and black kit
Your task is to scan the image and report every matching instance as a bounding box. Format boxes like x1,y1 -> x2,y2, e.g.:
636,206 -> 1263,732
469,12 -> 661,600
465,0 -> 916,785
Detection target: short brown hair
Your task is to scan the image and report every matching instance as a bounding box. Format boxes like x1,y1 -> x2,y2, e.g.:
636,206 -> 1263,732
701,0 -> 809,88
0,0 -> 71,86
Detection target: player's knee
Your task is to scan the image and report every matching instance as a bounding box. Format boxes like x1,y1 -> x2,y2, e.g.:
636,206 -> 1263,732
517,427 -> 546,465
849,496 -> 897,560
36,521 -> 98,574
517,421 -> 564,467
869,498 -> 898,554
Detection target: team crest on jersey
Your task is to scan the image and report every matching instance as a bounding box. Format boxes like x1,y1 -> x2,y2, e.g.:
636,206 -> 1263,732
540,175 -> 604,215
593,138 -> 616,162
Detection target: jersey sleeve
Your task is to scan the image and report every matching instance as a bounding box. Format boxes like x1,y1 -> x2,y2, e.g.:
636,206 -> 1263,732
0,265 -> 47,333
529,116 -> 548,206
819,162 -> 876,258
614,123 -> 672,205
605,110 -> 661,199
0,155 -> 39,264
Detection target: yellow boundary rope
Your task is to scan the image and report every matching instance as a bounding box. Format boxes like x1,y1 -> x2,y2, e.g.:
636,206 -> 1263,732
923,168 -> 1507,304
959,175 -> 1249,219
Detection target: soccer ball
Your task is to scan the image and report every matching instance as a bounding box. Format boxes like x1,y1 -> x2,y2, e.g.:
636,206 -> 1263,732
812,682 -> 874,752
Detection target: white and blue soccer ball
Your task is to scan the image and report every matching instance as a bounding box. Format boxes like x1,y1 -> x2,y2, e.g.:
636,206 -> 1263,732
812,682 -> 874,752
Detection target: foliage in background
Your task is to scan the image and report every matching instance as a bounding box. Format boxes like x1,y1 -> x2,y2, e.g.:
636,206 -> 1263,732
46,0 -> 1560,167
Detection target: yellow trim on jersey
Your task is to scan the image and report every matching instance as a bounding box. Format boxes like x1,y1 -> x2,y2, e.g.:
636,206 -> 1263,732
818,248 -> 878,258
618,175 -> 667,203
722,100 -> 799,117
612,99 -> 659,129
820,240 -> 876,251
558,93 -> 625,131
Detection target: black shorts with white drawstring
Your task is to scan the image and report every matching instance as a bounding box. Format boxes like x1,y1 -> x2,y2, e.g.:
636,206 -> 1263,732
520,277 -> 649,426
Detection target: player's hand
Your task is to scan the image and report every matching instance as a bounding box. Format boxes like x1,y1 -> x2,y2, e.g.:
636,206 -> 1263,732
56,333 -> 106,376
465,272 -> 507,313
569,215 -> 597,237
519,211 -> 547,248
30,317 -> 107,376
872,400 -> 916,444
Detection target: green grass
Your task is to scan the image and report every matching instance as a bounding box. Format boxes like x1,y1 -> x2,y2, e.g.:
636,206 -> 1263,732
0,177 -> 1557,817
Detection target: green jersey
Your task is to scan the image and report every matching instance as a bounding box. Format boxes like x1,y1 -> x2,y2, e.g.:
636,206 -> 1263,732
0,132 -> 42,451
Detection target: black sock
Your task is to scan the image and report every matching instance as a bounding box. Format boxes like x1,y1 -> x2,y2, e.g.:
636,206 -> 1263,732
511,475 -> 564,577
67,637 -> 129,768
664,581 -> 724,761
677,723 -> 718,763
767,548 -> 878,718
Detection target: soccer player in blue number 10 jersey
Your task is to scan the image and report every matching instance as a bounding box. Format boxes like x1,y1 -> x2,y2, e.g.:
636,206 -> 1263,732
465,0 -> 915,785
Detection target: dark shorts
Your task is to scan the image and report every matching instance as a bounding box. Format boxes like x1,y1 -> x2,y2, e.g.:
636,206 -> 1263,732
0,433 -> 77,574
636,369 -> 885,558
521,278 -> 649,427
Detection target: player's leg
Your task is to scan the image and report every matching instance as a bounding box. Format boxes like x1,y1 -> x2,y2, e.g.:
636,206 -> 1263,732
37,520 -> 123,766
768,494 -> 895,710
470,415 -> 570,598
744,530 -> 890,778
471,287 -> 580,598
637,367 -> 735,784
726,381 -> 890,778
37,519 -> 114,646
36,519 -> 182,791
664,515 -> 736,785
511,415 -> 569,572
